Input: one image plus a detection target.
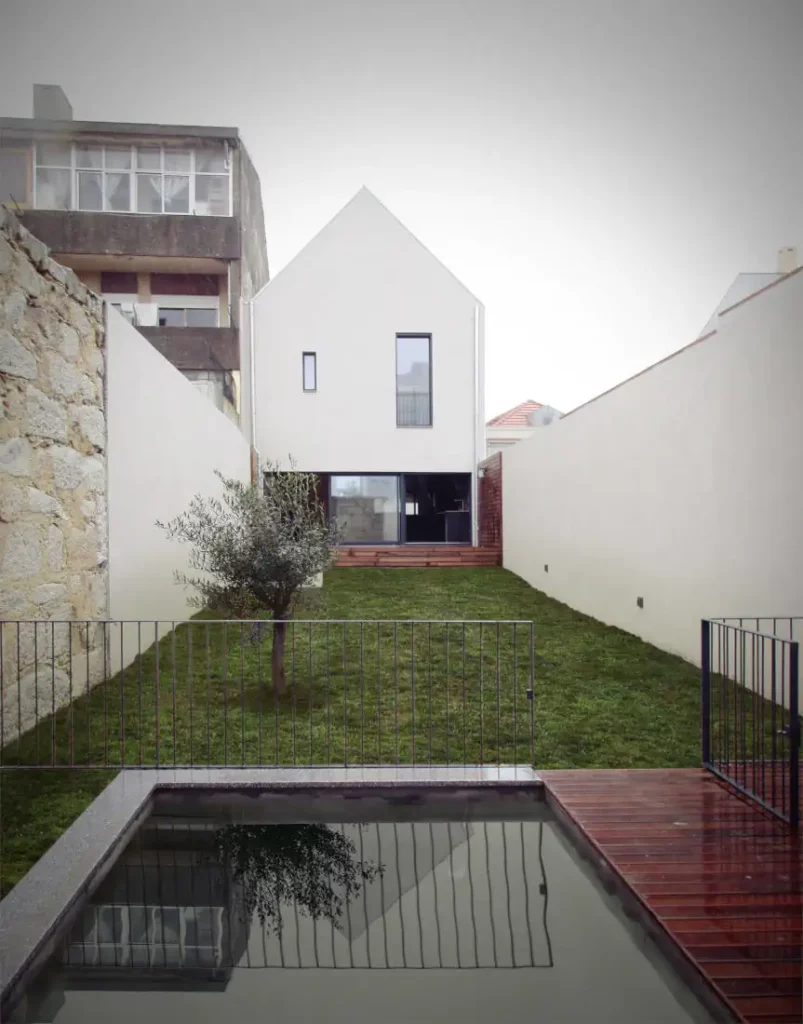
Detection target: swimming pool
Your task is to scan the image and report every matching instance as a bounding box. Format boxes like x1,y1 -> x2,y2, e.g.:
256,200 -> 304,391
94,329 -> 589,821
3,777 -> 721,1023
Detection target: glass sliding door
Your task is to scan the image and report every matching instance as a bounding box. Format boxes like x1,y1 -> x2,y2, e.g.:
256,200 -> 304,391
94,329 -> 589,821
330,475 -> 400,543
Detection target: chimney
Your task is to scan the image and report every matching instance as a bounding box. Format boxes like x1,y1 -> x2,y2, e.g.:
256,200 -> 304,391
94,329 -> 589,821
777,246 -> 798,275
33,85 -> 73,121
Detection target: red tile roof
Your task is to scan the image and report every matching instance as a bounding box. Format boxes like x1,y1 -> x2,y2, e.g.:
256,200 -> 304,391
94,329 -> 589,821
486,400 -> 543,427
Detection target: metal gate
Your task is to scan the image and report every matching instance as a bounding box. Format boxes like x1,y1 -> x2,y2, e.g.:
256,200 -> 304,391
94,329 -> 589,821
701,618 -> 800,826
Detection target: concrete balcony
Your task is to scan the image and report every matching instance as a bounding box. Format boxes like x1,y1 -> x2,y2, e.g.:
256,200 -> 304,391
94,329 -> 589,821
138,326 -> 239,371
18,210 -> 240,261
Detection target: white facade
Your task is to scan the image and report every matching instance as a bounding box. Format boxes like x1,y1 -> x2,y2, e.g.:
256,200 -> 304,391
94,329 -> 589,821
252,188 -> 484,543
106,307 -> 251,626
501,269 -> 803,668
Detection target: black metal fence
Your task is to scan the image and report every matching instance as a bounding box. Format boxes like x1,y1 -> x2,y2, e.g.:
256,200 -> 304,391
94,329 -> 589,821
701,618 -> 800,826
0,619 -> 535,769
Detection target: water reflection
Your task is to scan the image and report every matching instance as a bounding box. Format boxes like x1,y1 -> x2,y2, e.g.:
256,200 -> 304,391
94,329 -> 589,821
11,819 -> 553,1020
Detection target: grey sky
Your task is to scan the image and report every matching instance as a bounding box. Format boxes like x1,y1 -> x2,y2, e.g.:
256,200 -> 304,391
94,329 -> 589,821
1,0 -> 801,418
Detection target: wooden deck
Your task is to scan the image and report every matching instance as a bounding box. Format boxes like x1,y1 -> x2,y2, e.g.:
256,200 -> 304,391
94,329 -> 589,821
540,769 -> 802,1024
336,545 -> 501,568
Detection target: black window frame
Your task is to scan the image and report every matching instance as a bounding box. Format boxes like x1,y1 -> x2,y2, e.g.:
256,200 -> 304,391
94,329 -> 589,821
302,351 -> 317,392
395,333 -> 432,428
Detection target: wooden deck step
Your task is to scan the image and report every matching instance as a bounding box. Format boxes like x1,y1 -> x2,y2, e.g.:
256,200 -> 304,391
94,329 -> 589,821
336,545 -> 501,568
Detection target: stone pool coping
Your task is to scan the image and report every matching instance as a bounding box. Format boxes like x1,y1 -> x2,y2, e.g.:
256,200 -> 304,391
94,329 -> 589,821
0,765 -> 540,1011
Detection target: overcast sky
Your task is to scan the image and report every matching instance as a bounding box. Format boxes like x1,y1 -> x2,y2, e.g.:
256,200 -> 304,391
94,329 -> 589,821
1,0 -> 801,418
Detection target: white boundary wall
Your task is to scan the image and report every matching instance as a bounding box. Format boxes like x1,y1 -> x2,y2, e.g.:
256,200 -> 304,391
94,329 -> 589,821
106,308 -> 251,628
502,271 -> 803,667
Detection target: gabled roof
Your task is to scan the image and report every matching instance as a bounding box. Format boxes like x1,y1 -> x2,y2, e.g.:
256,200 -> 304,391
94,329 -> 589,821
487,400 -> 543,428
258,187 -> 481,304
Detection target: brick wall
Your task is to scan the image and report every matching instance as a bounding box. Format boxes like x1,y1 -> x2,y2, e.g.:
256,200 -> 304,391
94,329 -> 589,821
478,452 -> 502,549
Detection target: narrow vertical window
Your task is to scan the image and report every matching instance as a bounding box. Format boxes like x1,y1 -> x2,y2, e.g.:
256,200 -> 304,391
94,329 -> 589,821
303,352 -> 317,391
396,334 -> 432,426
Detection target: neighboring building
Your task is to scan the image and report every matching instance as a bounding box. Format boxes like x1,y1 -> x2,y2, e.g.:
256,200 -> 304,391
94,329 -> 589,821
486,399 -> 562,455
698,246 -> 798,337
0,84 -> 269,430
252,187 -> 485,547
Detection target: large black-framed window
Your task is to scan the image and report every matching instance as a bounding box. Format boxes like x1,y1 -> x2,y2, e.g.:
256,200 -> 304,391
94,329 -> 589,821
396,334 -> 432,427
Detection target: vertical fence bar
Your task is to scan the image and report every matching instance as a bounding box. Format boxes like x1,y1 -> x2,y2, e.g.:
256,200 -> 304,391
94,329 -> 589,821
359,622 -> 365,765
445,624 -> 450,766
496,622 -> 501,765
292,622 -> 297,767
257,622 -> 263,766
529,623 -> 535,765
223,622 -> 228,766
67,623 -> 73,767
309,622 -> 314,766
154,622 -> 160,766
102,622 -> 108,766
137,622 -> 142,767
462,623 -> 467,766
119,623 -> 125,766
240,621 -> 245,766
394,622 -> 399,765
326,623 -> 331,765
479,623 -> 484,765
0,625 -> 4,767
50,621 -> 56,766
428,623 -> 433,764
701,620 -> 711,765
377,622 -> 381,764
188,624 -> 193,768
789,642 -> 799,829
33,623 -> 39,765
17,624 -> 23,761
205,623 -> 211,767
411,623 -> 416,765
342,623 -> 347,766
513,623 -> 518,766
171,623 -> 177,766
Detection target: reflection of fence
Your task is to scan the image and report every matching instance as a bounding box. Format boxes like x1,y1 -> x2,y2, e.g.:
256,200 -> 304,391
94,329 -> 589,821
0,619 -> 535,767
61,819 -> 552,976
702,618 -> 800,826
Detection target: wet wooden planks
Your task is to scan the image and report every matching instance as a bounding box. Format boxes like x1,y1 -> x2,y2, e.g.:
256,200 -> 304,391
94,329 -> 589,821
336,545 -> 501,568
540,769 -> 802,1024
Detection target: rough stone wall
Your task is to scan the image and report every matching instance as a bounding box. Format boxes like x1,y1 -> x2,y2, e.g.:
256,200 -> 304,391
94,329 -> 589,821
0,207 -> 108,745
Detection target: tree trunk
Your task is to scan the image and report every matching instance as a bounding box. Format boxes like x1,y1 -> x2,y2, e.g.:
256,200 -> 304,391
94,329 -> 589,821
271,620 -> 288,697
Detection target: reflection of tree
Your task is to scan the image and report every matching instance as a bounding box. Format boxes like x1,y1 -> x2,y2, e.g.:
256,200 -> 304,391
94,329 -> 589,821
214,824 -> 383,930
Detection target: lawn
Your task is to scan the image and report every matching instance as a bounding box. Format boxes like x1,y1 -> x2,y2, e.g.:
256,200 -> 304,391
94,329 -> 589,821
0,567 -> 704,895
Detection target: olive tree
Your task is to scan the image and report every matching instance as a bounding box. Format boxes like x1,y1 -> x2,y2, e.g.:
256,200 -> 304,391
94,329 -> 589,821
157,463 -> 339,695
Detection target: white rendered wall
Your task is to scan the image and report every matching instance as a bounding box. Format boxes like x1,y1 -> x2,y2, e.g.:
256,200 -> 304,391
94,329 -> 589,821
106,308 -> 251,627
252,190 -> 484,478
502,271 -> 803,667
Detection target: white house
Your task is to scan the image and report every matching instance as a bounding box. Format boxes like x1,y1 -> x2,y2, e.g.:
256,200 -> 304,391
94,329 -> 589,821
251,188 -> 485,547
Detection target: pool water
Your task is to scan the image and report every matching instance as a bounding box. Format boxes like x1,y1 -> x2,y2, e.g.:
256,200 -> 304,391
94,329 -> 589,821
8,797 -> 718,1023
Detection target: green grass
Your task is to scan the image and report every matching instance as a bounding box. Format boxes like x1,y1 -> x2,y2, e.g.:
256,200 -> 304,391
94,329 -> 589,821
0,567 -> 704,895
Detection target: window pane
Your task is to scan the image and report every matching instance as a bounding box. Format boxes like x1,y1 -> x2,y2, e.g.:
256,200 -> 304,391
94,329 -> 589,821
36,142 -> 71,167
0,149 -> 30,205
194,174 -> 229,215
35,168 -> 70,209
75,145 -> 102,168
303,353 -> 316,391
136,173 -> 162,213
136,146 -> 161,171
104,172 -> 131,211
164,149 -> 190,172
163,175 -> 189,213
77,171 -> 103,210
105,146 -> 132,170
158,308 -> 185,327
186,307 -> 217,327
330,476 -> 400,543
396,335 -> 431,426
195,146 -> 226,173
